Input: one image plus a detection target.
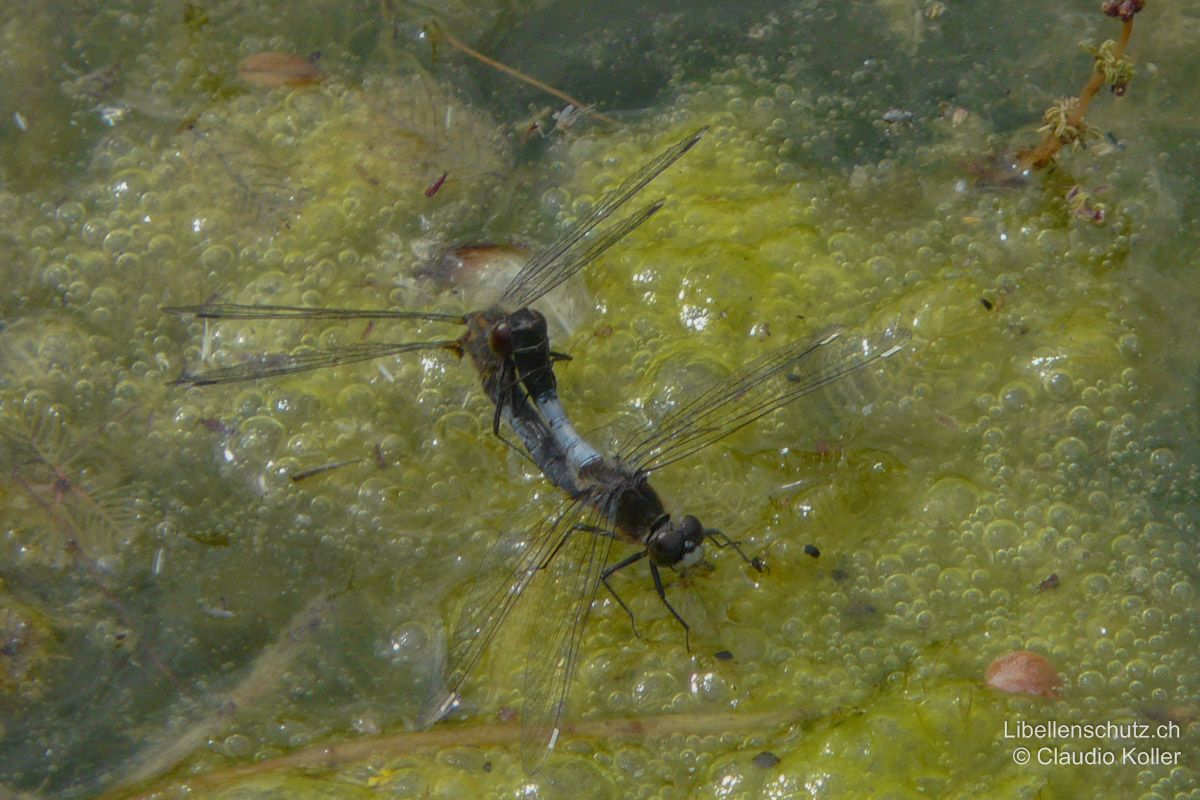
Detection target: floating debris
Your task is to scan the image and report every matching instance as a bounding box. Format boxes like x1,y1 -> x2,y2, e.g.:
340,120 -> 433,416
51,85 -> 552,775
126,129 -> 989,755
1036,573 -> 1061,592
419,243 -> 529,291
985,650 -> 1063,699
551,103 -> 595,133
289,459 -> 363,482
424,171 -> 449,197
882,108 -> 914,126
237,52 -> 323,88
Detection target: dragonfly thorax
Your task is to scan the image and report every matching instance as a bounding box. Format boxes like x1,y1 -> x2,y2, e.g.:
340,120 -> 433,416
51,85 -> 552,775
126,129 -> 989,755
647,513 -> 707,570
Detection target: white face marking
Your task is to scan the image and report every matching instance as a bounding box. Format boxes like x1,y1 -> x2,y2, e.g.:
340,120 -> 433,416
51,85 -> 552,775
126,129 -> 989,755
678,542 -> 705,569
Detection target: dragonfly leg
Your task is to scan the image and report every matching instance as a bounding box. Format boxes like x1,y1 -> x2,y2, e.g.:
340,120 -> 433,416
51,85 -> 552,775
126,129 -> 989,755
600,549 -> 647,639
706,529 -> 768,573
601,549 -> 694,649
649,561 -> 692,652
492,357 -> 520,438
534,521 -> 613,573
490,356 -> 551,472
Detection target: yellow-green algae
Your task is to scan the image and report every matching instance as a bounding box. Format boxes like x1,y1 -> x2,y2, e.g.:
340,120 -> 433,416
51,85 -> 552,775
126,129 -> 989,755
0,1 -> 1198,799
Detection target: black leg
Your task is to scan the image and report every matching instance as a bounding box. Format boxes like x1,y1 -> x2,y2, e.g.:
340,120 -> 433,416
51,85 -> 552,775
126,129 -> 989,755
601,549 -> 647,639
537,522 -> 615,571
487,359 -> 548,472
707,530 -> 768,573
649,562 -> 692,652
492,358 -> 518,437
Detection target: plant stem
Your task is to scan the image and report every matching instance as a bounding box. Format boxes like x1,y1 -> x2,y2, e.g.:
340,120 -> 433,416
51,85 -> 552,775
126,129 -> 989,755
105,707 -> 807,798
1020,19 -> 1134,170
432,24 -> 619,126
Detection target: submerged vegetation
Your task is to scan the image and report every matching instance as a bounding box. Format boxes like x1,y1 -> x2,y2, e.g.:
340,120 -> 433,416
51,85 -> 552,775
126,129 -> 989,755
0,1 -> 1197,798
1020,0 -> 1146,170
1011,0 -> 1148,226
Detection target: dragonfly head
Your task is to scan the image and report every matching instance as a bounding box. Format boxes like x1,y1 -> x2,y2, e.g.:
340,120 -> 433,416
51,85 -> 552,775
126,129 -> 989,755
648,514 -> 708,570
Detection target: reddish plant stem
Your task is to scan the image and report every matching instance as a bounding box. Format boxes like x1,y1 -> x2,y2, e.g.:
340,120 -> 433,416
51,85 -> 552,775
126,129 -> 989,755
1019,18 -> 1134,170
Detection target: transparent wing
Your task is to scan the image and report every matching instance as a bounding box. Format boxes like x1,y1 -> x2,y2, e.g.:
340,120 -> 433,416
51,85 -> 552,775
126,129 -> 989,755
417,493 -> 595,730
504,201 -> 666,310
170,340 -> 461,386
519,501 -> 615,774
623,326 -> 911,473
501,126 -> 707,309
164,302 -> 465,323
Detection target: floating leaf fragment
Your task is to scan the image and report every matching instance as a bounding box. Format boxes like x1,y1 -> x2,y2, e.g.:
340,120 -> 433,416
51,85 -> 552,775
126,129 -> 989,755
985,650 -> 1063,699
237,52 -> 322,88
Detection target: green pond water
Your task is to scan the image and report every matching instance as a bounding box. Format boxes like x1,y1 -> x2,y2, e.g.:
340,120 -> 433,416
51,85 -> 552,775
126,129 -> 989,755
1,1 -> 1197,798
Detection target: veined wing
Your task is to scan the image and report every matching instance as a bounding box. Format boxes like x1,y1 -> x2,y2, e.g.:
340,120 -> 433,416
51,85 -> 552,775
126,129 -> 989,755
518,498 -> 614,774
164,303 -> 465,323
501,126 -> 707,309
623,326 -> 911,473
170,340 -> 461,386
417,492 -> 597,733
504,200 -> 666,311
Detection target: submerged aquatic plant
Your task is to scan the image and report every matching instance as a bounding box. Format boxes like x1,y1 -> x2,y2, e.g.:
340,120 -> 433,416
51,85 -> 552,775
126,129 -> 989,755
1,403 -> 143,564
1019,1 -> 1146,170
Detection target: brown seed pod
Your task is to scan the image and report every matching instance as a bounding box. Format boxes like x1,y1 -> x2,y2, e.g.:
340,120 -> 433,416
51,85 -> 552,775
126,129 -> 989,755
237,52 -> 322,88
985,650 -> 1063,699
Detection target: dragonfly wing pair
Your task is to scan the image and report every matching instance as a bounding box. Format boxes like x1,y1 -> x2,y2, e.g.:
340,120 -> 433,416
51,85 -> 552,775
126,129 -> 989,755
418,490 -> 613,774
620,325 -> 911,473
163,127 -> 708,393
426,323 -> 911,771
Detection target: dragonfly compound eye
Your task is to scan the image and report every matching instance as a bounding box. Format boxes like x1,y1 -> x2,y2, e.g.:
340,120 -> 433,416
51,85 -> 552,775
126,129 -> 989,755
650,515 -> 706,569
677,515 -> 706,568
487,321 -> 513,357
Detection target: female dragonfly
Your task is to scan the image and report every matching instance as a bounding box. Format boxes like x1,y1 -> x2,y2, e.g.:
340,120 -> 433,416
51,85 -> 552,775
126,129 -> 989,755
165,127 -> 708,487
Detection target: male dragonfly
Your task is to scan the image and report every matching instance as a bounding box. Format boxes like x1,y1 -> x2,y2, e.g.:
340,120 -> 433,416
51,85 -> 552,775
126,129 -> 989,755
164,126 -> 708,488
422,321 -> 909,772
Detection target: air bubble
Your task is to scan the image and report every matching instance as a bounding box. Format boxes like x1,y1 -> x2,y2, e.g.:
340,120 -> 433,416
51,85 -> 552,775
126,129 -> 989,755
984,520 -> 1020,549
235,415 -> 286,462
81,218 -> 110,245
1066,405 -> 1095,432
103,229 -> 133,254
1044,503 -> 1075,528
1044,371 -> 1072,397
1148,448 -> 1175,467
1000,382 -> 1032,412
1083,573 -> 1111,597
1054,437 -> 1087,465
57,201 -> 86,225
222,733 -> 253,757
542,186 -> 569,214
200,244 -> 234,271
1117,333 -> 1140,356
148,234 -> 175,257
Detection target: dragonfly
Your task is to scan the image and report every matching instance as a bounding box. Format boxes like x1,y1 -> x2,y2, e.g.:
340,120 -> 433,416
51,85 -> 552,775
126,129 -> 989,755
422,322 -> 909,773
163,126 -> 708,488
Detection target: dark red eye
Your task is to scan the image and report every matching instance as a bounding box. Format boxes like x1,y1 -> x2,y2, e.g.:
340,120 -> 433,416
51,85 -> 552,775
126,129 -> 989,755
488,321 -> 513,357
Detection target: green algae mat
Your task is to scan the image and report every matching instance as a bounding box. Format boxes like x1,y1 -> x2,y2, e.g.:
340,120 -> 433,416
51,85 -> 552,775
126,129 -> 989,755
1,1 -> 1197,798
